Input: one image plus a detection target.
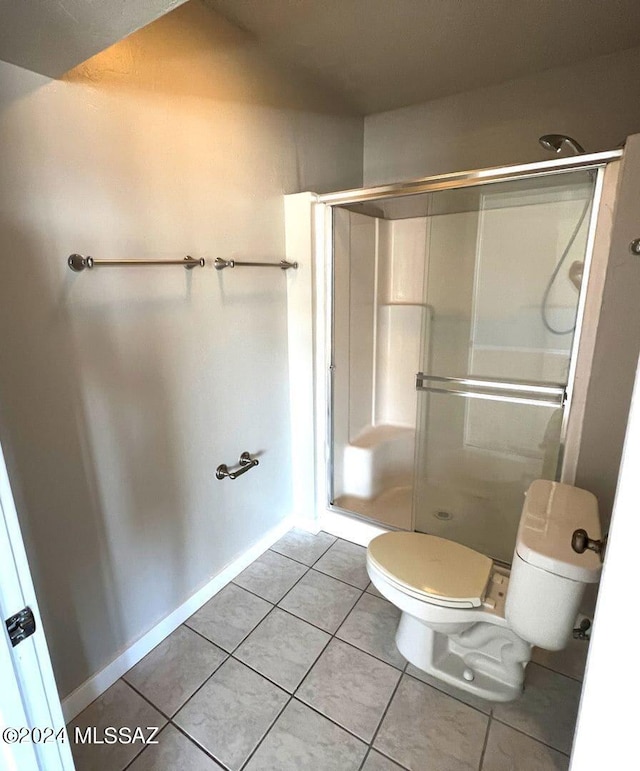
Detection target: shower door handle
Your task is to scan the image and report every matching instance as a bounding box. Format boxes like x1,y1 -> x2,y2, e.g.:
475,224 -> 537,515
415,373 -> 566,408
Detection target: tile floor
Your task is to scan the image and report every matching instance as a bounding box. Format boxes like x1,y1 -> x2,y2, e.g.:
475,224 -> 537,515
68,528 -> 584,771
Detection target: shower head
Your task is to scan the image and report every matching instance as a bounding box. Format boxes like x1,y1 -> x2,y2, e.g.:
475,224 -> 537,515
539,134 -> 585,155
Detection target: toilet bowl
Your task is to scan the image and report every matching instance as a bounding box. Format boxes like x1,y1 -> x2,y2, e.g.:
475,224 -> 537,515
366,480 -> 602,701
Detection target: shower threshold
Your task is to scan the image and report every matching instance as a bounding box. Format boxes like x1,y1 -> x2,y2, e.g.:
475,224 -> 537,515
334,485 -> 413,530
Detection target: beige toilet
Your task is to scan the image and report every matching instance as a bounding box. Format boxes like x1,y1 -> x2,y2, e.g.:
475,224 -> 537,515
366,480 -> 602,701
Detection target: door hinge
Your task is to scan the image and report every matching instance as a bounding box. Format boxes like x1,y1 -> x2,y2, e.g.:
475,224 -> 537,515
5,607 -> 36,647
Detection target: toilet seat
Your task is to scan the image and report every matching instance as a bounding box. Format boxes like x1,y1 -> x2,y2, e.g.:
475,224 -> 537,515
367,532 -> 493,608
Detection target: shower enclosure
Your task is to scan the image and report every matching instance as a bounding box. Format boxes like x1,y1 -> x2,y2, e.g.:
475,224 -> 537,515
317,153 -> 619,564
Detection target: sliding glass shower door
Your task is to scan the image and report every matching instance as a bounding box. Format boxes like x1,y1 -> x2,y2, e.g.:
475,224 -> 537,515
413,170 -> 597,562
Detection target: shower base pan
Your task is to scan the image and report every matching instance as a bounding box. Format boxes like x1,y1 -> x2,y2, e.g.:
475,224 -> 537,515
334,485 -> 413,530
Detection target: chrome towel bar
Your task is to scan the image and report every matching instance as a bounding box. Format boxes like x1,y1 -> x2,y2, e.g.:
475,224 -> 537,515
216,452 -> 259,480
415,373 -> 566,408
68,254 -> 205,272
214,257 -> 298,271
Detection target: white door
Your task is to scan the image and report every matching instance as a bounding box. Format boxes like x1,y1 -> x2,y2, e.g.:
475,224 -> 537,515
569,352 -> 640,769
0,439 -> 75,771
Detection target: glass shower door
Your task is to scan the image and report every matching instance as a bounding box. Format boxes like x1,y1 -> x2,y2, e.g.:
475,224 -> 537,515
413,170 -> 597,563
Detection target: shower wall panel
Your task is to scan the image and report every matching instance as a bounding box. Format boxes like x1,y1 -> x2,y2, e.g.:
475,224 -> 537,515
465,192 -> 587,461
348,214 -> 377,441
374,218 -> 427,428
333,213 -> 425,530
332,209 -> 378,497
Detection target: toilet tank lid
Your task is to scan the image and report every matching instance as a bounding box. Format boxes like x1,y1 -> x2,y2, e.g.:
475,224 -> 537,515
515,480 -> 602,583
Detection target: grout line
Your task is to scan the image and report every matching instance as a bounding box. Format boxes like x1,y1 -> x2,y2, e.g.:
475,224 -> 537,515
291,635 -> 342,699
358,747 -> 373,770
334,633 -> 405,673
228,655 -> 301,696
236,576 -> 358,636
183,620 -> 236,653
246,566 -> 313,608
311,564 -> 371,591
489,716 -> 571,757
250,534 -> 374,600
269,532 -> 365,569
169,720 -> 234,771
231,592 -> 371,699
238,695 -> 293,770
155,649 -> 229,718
120,678 -> 173,723
287,695 -> 370,747
267,547 -> 320,568
529,656 -> 585,684
185,595 -> 278,657
189,567 -> 406,674
146,631 -> 570,767
360,671 -> 406,769
401,668 -> 492,717
120,723 -> 172,771
366,746 -> 411,770
294,562 -> 370,594
280,586 -> 360,623
65,678 -> 121,726
478,715 -> 492,770
228,644 -> 310,696
526,660 -> 585,689
278,580 -> 364,632
123,660 -> 237,770
106,680 -> 168,771
269,532 -> 337,568
123,650 -> 403,771
210,569 -> 404,760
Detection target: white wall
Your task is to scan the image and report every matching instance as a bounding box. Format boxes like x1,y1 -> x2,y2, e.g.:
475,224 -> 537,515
570,355 -> 640,770
0,1 -> 362,699
364,46 -> 640,185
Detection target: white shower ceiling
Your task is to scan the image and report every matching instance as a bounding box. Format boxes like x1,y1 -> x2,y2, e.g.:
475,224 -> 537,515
204,0 -> 640,114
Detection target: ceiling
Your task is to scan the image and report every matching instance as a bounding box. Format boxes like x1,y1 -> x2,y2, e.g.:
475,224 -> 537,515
204,0 -> 640,114
0,0 -> 187,78
2,0 -> 640,115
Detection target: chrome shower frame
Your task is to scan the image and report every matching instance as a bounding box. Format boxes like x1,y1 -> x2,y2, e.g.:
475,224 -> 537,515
317,150 -> 621,526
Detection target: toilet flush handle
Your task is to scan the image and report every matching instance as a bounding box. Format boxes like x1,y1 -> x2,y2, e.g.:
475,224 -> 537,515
571,529 -> 606,561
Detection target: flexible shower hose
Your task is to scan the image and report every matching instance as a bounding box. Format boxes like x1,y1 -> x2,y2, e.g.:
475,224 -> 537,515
540,192 -> 593,335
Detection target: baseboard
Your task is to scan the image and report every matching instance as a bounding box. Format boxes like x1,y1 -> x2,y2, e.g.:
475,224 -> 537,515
291,514 -> 321,534
61,515 -> 293,723
320,509 -> 388,547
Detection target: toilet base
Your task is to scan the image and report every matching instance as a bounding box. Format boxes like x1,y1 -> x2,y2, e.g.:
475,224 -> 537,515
396,611 -> 532,702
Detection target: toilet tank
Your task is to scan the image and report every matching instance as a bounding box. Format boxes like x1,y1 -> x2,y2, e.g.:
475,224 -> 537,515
505,480 -> 602,650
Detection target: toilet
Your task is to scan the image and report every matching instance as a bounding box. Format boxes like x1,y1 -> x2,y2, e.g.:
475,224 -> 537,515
366,479 -> 602,701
